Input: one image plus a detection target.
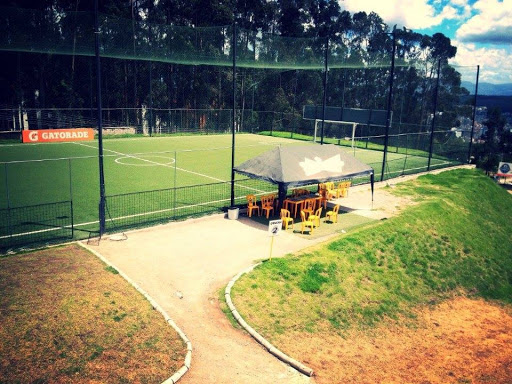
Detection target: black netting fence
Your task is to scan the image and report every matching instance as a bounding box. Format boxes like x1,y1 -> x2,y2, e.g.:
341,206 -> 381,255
0,201 -> 73,250
0,6 -> 481,250
104,177 -> 275,232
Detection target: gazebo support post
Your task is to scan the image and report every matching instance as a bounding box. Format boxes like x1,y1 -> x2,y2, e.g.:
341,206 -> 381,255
278,183 -> 288,212
370,172 -> 375,209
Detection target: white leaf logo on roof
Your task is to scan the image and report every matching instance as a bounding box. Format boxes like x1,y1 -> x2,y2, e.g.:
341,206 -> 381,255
299,155 -> 344,176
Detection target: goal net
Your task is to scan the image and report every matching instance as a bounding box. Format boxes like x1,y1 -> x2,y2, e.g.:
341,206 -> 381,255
303,106 -> 391,148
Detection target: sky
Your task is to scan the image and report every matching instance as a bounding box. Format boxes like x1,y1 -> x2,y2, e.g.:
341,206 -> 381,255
339,0 -> 512,84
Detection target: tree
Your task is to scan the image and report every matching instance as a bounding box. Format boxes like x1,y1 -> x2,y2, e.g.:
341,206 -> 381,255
278,0 -> 307,37
0,0 -> 472,142
474,107 -> 507,173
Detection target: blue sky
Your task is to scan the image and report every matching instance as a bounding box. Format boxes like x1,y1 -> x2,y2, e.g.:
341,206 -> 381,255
339,0 -> 512,84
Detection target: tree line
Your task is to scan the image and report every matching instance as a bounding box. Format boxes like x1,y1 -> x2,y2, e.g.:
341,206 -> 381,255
0,0 -> 472,137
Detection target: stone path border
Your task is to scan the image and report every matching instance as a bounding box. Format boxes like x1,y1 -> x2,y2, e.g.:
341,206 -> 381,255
224,263 -> 315,377
77,242 -> 192,384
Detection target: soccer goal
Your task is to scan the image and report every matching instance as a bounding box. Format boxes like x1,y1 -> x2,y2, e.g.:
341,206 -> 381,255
303,105 -> 391,148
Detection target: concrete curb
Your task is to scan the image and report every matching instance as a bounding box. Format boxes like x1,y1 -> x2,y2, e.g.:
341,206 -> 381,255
77,241 -> 192,384
224,263 -> 315,377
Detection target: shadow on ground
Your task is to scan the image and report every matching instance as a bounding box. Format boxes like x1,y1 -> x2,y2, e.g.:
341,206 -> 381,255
243,209 -> 377,240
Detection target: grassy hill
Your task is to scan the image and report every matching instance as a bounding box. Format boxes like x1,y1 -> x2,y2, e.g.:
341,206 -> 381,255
232,169 -> 512,335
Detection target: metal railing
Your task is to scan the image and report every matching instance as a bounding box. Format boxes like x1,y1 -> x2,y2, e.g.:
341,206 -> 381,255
104,177 -> 275,232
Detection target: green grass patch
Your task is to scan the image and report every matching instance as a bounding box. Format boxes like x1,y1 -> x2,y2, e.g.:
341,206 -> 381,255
218,287 -> 241,330
232,169 -> 512,339
104,265 -> 119,274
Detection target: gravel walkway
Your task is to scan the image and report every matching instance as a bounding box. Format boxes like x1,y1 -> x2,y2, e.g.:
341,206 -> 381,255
86,215 -> 319,384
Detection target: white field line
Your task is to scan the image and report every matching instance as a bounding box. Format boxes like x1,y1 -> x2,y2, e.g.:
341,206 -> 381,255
0,133 -> 221,147
0,194 -> 252,240
0,154 -> 100,164
0,226 -> 72,240
0,132 -> 290,148
0,144 -> 270,165
385,160 -> 453,175
1,182 -> 281,241
74,142 -> 265,194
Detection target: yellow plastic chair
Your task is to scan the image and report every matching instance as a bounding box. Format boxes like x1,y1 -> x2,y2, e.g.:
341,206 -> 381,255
261,195 -> 275,219
318,188 -> 329,209
280,208 -> 294,230
325,204 -> 340,223
268,194 -> 276,209
301,198 -> 316,219
300,211 -> 314,234
246,194 -> 260,217
325,181 -> 338,199
309,207 -> 323,228
337,181 -> 351,198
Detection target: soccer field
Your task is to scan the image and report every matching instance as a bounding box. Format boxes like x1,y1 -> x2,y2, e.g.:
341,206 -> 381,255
0,133 -> 454,249
0,134 -> 285,230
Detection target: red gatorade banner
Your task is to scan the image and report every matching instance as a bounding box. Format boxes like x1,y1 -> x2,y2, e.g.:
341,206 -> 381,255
22,128 -> 95,143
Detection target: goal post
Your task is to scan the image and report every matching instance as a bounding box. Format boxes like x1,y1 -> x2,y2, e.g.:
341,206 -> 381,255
303,105 -> 391,148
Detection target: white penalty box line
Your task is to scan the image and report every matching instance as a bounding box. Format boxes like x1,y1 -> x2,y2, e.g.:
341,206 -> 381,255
74,142 -> 265,194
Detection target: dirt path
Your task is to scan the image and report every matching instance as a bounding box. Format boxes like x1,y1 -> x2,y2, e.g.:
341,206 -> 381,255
83,165 -> 511,384
86,215 -> 317,384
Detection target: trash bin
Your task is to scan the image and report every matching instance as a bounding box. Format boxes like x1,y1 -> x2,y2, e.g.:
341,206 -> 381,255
227,207 -> 239,220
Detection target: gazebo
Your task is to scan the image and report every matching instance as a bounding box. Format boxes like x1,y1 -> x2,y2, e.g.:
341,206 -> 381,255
234,144 -> 374,208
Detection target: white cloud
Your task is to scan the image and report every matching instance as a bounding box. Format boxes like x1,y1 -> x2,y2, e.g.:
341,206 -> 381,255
338,0 -> 512,84
461,5 -> 473,19
339,0 -> 466,29
456,0 -> 512,44
439,5 -> 460,20
450,41 -> 512,83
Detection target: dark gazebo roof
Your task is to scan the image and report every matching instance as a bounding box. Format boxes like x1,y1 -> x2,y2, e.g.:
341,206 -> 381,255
234,144 -> 373,188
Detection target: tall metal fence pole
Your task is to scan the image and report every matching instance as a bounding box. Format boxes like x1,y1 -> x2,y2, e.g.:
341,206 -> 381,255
94,0 -> 106,236
174,150 -> 177,220
468,65 -> 480,163
320,37 -> 329,145
149,60 -> 153,137
68,158 -> 74,238
4,163 -> 12,244
427,59 -> 441,171
381,27 -> 397,182
230,22 -> 237,207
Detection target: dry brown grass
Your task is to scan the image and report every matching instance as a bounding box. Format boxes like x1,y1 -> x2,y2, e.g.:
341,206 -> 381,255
272,297 -> 512,384
0,244 -> 186,383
